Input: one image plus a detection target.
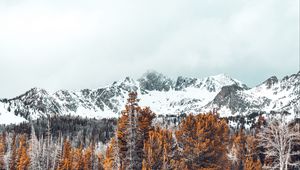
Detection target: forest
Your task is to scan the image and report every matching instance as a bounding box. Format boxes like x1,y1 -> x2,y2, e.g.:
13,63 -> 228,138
0,92 -> 299,170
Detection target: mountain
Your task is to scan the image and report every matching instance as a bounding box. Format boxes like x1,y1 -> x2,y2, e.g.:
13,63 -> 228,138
0,71 -> 299,126
206,72 -> 300,119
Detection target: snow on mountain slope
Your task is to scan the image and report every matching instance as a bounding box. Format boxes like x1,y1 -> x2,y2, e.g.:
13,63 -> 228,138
206,71 -> 300,120
0,103 -> 27,125
0,71 -> 299,125
246,72 -> 300,113
139,73 -> 246,115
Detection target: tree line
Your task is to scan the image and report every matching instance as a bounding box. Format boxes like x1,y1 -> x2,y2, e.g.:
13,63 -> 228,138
0,92 -> 299,169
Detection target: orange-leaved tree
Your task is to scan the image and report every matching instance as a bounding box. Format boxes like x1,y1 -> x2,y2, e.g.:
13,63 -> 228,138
104,92 -> 155,170
58,138 -> 72,170
175,113 -> 229,169
16,135 -> 30,170
142,127 -> 177,170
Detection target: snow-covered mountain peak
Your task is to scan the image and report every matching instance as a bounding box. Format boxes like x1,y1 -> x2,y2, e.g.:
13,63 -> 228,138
207,72 -> 300,121
138,71 -> 174,91
259,76 -> 279,89
116,76 -> 138,87
174,73 -> 246,92
209,73 -> 232,81
3,87 -> 52,105
0,71 -> 299,125
210,73 -> 248,89
185,73 -> 246,93
19,87 -> 49,99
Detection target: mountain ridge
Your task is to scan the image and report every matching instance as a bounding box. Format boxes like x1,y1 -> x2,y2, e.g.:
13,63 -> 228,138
0,71 -> 299,125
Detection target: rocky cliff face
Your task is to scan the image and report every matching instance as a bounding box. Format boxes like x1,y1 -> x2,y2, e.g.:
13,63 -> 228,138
0,71 -> 299,126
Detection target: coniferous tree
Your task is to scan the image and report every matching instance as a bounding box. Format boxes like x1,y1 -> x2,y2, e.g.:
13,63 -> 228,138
244,156 -> 262,170
0,133 -> 5,169
83,145 -> 93,170
29,124 -> 40,170
58,138 -> 72,170
103,138 -> 119,170
72,144 -> 83,170
4,133 -> 13,170
9,134 -> 17,170
46,115 -> 51,169
142,127 -> 177,170
16,135 -> 30,170
243,135 -> 262,170
113,92 -> 155,169
227,129 -> 247,170
175,113 -> 229,169
97,152 -> 104,170
51,133 -> 63,170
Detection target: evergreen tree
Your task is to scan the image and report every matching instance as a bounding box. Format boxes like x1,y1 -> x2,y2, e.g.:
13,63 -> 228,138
244,157 -> 262,170
16,135 -> 30,170
97,152 -> 104,170
175,113 -> 229,169
51,133 -> 63,170
114,92 -> 155,169
124,92 -> 140,169
72,144 -> 83,170
83,145 -> 93,170
227,129 -> 247,170
58,138 -> 72,170
29,124 -> 40,170
142,127 -> 177,170
9,134 -> 17,170
4,133 -> 13,170
103,138 -> 119,170
244,135 -> 262,170
0,133 -> 5,169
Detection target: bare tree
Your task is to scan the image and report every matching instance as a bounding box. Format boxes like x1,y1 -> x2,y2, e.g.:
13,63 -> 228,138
29,123 -> 41,170
126,92 -> 140,170
257,117 -> 300,170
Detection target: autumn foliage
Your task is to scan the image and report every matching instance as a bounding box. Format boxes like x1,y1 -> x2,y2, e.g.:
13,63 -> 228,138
0,92 -> 299,170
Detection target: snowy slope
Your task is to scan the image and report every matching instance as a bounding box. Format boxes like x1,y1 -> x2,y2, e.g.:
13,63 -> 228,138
206,72 -> 300,121
139,73 -> 246,115
0,103 -> 27,125
0,71 -> 299,125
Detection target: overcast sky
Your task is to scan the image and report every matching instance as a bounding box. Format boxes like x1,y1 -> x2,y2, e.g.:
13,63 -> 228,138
0,0 -> 299,98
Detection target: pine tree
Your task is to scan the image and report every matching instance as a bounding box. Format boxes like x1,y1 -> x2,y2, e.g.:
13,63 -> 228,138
46,115 -> 51,169
142,127 -> 177,170
112,92 -> 155,169
40,139 -> 48,169
9,134 -> 17,170
116,112 -> 128,169
175,113 -> 229,169
51,133 -> 63,170
143,127 -> 164,169
103,138 -> 119,170
244,157 -> 262,170
97,152 -> 104,170
125,92 -> 140,169
29,124 -> 40,169
4,133 -> 13,170
72,144 -> 83,170
227,129 -> 247,170
0,133 -> 6,169
58,138 -> 72,170
83,145 -> 93,170
243,135 -> 262,170
17,135 -> 30,170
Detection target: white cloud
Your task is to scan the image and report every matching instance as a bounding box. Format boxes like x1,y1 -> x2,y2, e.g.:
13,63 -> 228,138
0,0 -> 298,98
